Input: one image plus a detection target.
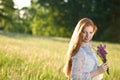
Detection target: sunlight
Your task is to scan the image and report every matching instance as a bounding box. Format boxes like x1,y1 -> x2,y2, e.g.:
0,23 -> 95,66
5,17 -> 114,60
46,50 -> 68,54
13,0 -> 31,9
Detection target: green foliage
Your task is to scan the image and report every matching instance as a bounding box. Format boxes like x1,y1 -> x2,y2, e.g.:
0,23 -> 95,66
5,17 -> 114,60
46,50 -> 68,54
0,0 -> 120,43
37,0 -> 120,42
0,0 -> 15,30
29,1 -> 71,37
0,0 -> 14,19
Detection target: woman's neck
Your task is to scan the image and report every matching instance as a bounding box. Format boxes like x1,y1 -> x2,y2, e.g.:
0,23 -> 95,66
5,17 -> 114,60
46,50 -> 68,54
81,42 -> 89,47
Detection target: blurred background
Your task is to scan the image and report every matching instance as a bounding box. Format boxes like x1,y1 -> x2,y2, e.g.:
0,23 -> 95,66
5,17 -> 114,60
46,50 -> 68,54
0,0 -> 120,43
0,0 -> 120,80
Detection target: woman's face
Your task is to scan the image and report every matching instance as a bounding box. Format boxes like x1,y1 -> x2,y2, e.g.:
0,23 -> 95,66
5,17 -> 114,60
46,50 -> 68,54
82,26 -> 94,43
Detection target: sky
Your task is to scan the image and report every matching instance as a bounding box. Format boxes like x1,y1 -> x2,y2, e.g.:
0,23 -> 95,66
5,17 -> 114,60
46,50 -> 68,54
13,0 -> 31,9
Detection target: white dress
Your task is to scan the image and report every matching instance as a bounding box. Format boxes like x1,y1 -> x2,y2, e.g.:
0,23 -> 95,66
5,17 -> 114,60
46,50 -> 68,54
70,43 -> 103,80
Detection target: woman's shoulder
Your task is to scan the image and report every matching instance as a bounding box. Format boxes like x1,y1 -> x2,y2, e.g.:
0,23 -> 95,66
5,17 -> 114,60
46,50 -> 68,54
72,47 -> 85,59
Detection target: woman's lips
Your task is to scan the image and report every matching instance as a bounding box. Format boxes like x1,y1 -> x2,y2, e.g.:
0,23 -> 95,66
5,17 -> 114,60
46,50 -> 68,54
85,38 -> 89,40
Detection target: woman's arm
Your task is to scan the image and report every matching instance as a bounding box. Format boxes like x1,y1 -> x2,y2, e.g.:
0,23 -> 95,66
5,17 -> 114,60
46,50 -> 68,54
90,62 -> 108,78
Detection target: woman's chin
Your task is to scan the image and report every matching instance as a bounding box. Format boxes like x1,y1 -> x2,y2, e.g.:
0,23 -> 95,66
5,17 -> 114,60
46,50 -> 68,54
84,39 -> 90,43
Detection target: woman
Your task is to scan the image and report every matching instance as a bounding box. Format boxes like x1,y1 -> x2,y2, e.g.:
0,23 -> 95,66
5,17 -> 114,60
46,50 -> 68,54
63,18 -> 108,80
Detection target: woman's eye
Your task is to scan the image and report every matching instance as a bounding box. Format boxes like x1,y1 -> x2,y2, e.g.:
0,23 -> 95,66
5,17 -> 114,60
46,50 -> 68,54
82,31 -> 87,34
90,32 -> 93,34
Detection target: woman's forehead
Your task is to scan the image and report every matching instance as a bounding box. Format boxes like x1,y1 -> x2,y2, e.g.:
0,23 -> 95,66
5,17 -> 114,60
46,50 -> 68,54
83,26 -> 93,31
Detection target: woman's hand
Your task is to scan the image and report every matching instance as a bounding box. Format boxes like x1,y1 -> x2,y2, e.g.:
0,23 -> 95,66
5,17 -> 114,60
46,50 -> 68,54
90,62 -> 109,78
98,62 -> 109,74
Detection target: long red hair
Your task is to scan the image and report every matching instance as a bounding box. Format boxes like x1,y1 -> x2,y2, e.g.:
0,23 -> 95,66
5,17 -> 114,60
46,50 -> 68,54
63,18 -> 97,78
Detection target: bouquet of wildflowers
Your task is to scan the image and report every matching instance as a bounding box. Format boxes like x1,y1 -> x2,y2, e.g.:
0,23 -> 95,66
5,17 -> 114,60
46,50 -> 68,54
97,44 -> 109,75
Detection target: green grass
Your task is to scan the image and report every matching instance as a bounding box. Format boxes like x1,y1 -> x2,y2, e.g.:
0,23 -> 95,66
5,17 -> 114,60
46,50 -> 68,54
0,32 -> 120,80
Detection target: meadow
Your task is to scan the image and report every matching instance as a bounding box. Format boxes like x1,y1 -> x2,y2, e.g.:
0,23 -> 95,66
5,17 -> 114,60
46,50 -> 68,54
0,32 -> 120,80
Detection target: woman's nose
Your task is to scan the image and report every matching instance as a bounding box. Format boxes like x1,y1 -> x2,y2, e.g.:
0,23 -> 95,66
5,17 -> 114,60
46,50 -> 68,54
86,33 -> 89,37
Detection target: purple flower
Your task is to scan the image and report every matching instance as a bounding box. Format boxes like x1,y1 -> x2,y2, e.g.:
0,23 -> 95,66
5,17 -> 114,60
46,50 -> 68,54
97,44 -> 107,62
97,44 -> 109,75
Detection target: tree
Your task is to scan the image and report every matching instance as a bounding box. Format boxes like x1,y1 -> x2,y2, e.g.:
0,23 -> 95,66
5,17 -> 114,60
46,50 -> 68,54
37,0 -> 120,42
0,0 -> 15,30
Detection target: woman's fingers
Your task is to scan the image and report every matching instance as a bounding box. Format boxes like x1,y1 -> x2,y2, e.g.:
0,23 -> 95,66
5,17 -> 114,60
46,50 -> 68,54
98,62 -> 109,74
102,63 -> 109,71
